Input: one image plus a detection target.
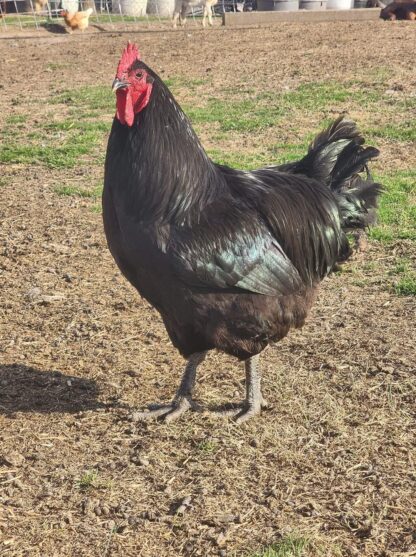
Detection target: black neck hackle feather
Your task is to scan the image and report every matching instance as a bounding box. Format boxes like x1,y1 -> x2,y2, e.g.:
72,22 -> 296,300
105,61 -> 225,225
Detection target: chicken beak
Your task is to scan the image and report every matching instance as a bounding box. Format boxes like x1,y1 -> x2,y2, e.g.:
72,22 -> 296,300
112,78 -> 128,92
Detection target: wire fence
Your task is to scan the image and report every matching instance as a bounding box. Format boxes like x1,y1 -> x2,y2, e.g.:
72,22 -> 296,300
0,0 -> 253,31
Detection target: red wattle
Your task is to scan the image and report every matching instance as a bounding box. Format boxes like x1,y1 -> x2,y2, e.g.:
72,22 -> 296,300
115,84 -> 153,127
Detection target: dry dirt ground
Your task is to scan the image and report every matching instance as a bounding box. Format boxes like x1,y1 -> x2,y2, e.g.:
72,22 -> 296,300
0,21 -> 415,557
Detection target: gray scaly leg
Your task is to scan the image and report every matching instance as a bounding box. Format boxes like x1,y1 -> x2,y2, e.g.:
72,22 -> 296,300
132,351 -> 207,423
235,354 -> 268,424
210,354 -> 267,423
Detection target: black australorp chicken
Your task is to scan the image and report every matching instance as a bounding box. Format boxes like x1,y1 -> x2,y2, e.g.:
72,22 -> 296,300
103,43 -> 382,423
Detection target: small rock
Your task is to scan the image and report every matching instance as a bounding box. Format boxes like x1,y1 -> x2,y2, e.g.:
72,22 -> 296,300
81,498 -> 95,515
25,288 -> 65,305
130,454 -> 150,466
249,438 -> 259,448
25,287 -> 41,301
63,513 -> 73,524
142,510 -> 157,521
1,452 -> 25,467
12,479 -> 24,490
216,532 -> 227,547
355,524 -> 372,539
175,496 -> 192,515
125,370 -> 139,378
39,487 -> 53,498
216,514 -> 237,524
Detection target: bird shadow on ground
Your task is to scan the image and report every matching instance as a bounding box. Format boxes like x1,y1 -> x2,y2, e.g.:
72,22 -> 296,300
0,363 -> 109,415
40,22 -> 67,34
90,24 -> 107,32
40,22 -> 108,34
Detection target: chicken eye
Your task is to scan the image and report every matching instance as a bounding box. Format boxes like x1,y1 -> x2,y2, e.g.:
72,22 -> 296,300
136,71 -> 143,79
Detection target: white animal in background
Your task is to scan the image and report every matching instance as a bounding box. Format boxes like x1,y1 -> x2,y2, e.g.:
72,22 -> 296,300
172,0 -> 218,27
34,0 -> 48,12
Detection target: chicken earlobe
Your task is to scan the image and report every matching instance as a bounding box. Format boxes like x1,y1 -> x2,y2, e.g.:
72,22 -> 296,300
131,351 -> 207,422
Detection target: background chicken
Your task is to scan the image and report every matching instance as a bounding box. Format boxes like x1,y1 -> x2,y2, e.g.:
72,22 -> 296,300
379,0 -> 416,19
103,43 -> 382,424
61,7 -> 93,33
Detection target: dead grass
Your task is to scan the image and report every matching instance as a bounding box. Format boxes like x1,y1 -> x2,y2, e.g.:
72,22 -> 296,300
0,21 -> 415,557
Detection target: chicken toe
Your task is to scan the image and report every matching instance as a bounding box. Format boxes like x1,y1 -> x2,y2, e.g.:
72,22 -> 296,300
131,396 -> 201,422
130,352 -> 206,423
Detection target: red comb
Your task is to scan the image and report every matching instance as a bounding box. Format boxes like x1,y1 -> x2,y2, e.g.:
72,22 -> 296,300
116,42 -> 140,78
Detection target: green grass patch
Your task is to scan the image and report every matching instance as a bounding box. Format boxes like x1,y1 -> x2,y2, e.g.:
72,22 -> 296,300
1,13 -> 163,28
363,66 -> 392,82
207,148 -> 271,170
250,536 -> 310,557
53,85 -> 114,112
387,258 -> 416,296
366,121 -> 416,142
43,120 -> 109,133
269,141 -> 309,165
5,114 -> 27,125
391,258 -> 412,275
46,62 -> 70,71
165,76 -> 208,90
369,170 -> 416,242
0,14 -> 50,27
0,112 -> 109,169
54,183 -> 102,199
185,97 -> 277,132
196,440 -> 218,453
0,135 -> 104,168
184,81 -> 385,134
0,144 -> 80,168
91,204 -> 102,214
394,274 -> 416,296
77,469 -> 99,491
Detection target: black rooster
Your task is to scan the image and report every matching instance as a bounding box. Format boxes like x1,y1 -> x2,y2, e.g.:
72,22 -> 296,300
103,43 -> 382,423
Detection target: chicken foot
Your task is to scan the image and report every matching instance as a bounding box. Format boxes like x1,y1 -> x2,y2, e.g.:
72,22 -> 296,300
131,351 -> 207,423
210,354 -> 268,423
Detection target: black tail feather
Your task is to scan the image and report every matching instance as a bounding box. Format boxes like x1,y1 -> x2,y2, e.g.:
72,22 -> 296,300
337,176 -> 383,230
278,116 -> 383,232
330,144 -> 380,192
